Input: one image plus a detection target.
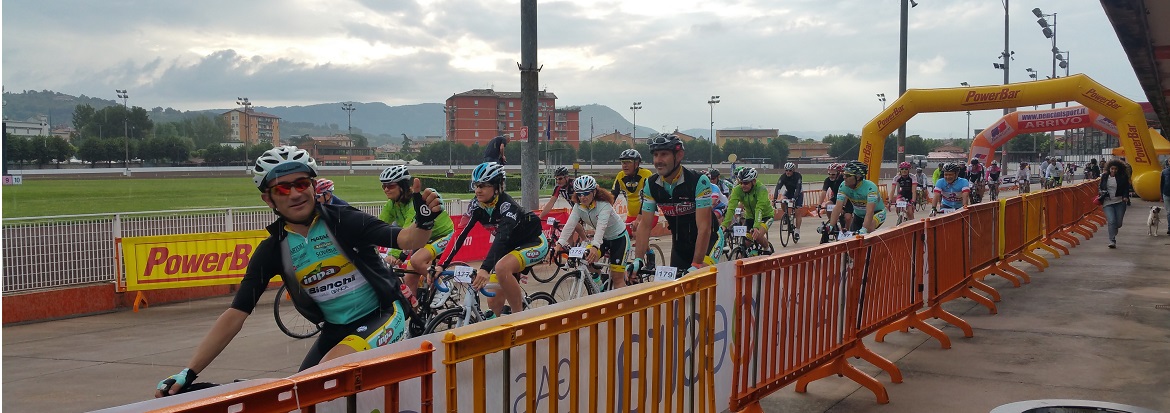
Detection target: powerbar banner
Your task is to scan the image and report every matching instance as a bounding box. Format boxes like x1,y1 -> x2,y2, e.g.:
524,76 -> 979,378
121,230 -> 268,291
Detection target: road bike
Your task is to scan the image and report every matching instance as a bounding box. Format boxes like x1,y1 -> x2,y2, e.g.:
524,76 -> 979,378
893,197 -> 910,225
775,198 -> 798,247
723,225 -> 774,260
987,179 -> 1000,202
531,218 -> 568,283
915,187 -> 930,211
423,266 -> 556,334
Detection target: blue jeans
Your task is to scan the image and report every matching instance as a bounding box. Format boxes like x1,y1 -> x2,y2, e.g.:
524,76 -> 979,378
1164,195 -> 1170,232
1102,201 -> 1127,243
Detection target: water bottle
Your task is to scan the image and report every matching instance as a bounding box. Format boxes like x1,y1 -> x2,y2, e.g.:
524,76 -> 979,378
399,282 -> 419,308
592,272 -> 606,292
646,249 -> 656,269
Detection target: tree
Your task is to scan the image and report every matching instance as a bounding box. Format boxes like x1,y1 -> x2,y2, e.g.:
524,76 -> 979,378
4,135 -> 34,166
767,138 -> 790,168
351,133 -> 369,148
47,137 -> 76,166
825,133 -> 862,159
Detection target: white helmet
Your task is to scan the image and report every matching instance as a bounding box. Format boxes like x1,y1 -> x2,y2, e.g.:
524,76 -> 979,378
619,149 -> 642,161
573,175 -> 598,192
783,162 -> 796,171
251,146 -> 318,190
379,165 -> 411,184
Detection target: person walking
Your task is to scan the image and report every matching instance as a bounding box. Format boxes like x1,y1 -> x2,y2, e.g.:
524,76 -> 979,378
483,134 -> 509,165
1099,159 -> 1132,248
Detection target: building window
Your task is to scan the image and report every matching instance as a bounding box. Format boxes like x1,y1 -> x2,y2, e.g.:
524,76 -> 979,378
475,131 -> 480,137
509,112 -> 514,118
509,122 -> 514,128
474,110 -> 479,117
509,101 -> 514,108
474,99 -> 479,106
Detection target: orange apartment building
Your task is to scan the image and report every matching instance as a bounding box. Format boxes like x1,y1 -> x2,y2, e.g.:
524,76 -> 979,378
223,108 -> 281,146
444,89 -> 581,148
302,135 -> 375,166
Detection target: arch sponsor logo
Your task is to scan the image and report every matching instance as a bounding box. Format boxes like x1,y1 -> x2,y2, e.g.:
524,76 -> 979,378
962,88 -> 1021,106
122,230 -> 268,290
1124,125 -> 1152,164
142,244 -> 252,277
876,105 -> 905,132
1081,88 -> 1123,110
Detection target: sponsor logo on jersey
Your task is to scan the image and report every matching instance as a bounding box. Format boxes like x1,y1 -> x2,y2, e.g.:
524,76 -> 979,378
525,249 -> 542,259
302,264 -> 341,286
306,273 -> 355,295
501,202 -> 510,213
658,203 -> 696,216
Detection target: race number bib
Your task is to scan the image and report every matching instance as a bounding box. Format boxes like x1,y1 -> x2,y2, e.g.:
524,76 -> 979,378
825,204 -> 835,212
732,226 -> 748,237
896,200 -> 908,208
734,208 -> 743,215
568,246 -> 587,258
452,266 -> 475,284
654,266 -> 678,282
547,217 -> 557,226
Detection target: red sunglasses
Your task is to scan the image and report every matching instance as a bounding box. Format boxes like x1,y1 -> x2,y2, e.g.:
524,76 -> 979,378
267,177 -> 315,196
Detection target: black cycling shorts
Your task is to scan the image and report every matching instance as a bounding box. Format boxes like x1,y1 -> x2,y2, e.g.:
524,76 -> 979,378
298,302 -> 408,371
599,231 -> 630,273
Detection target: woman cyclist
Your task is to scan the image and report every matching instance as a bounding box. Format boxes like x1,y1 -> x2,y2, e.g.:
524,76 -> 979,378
314,178 -> 350,206
377,165 -> 456,298
440,162 -> 548,317
889,161 -> 917,221
555,175 -> 631,289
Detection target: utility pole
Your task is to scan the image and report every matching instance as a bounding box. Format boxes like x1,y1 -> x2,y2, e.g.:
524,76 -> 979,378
897,0 -> 908,164
519,0 -> 540,210
116,89 -> 130,176
341,102 -> 356,174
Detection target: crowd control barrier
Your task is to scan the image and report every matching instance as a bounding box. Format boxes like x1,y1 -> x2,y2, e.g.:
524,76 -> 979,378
104,342 -> 436,413
442,267 -> 719,413
965,201 -> 1006,309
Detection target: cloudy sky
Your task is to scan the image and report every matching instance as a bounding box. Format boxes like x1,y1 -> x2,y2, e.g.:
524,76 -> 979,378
1,0 -> 1144,139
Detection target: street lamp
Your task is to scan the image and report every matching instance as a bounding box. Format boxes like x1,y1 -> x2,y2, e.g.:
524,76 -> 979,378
341,102 -> 356,173
876,93 -> 887,110
961,82 -> 972,147
116,89 -> 129,175
237,97 -> 252,170
895,0 -> 920,164
708,96 -> 720,168
444,105 -> 457,172
629,102 -> 641,141
1025,68 -> 1038,80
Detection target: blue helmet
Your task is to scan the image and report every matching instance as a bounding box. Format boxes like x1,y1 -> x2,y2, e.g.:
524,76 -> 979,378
472,162 -> 506,189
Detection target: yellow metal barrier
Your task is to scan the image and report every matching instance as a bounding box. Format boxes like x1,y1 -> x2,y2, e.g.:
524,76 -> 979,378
443,268 -> 719,413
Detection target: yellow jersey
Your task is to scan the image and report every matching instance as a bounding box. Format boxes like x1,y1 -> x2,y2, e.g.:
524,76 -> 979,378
611,168 -> 654,217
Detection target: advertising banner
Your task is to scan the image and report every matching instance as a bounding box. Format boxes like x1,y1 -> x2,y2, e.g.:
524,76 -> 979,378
121,230 -> 268,291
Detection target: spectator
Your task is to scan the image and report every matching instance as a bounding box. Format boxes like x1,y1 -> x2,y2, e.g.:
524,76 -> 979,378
1099,159 -> 1132,249
1161,159 -> 1170,235
484,134 -> 509,165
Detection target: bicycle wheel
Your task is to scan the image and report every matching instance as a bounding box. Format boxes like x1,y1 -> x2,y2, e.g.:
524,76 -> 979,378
551,270 -> 592,303
273,284 -> 321,339
423,307 -> 467,335
648,243 -> 666,268
525,291 -> 556,309
730,247 -> 748,260
532,250 -> 565,283
778,216 -> 791,247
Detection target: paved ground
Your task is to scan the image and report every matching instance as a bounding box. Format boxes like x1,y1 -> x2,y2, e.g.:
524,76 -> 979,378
4,192 -> 1167,412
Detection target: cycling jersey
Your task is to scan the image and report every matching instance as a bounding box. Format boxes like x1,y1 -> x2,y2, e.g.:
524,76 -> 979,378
914,173 -> 928,188
559,200 -> 625,247
611,168 -> 654,217
774,172 -> 804,200
837,179 -> 886,213
822,176 -> 844,195
231,204 -> 414,370
642,167 -> 721,269
894,174 -> 915,199
715,178 -> 733,196
552,183 -> 576,207
378,190 -> 456,258
444,192 -> 545,272
931,168 -> 943,186
987,165 -> 1002,181
933,177 -> 971,209
722,183 -> 774,230
968,165 -> 985,182
710,183 -> 728,217
1016,167 -> 1030,182
325,194 -> 350,206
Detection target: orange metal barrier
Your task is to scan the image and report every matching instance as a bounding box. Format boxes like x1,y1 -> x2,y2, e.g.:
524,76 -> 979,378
731,222 -> 928,410
995,195 -> 1033,285
1020,192 -> 1053,269
149,342 -> 436,413
443,269 -> 719,413
965,202 -> 1006,309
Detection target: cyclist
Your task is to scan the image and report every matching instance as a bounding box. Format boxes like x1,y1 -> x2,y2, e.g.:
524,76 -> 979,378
1046,157 -> 1064,187
821,163 -> 851,221
931,163 -> 944,189
987,161 -> 1002,199
889,161 -> 917,221
377,165 -> 456,298
826,161 -> 886,235
721,167 -> 774,251
610,149 -> 657,231
932,162 -> 971,213
555,175 -> 630,289
968,159 -> 986,202
441,162 -> 548,317
708,168 -> 733,195
156,146 -> 444,397
628,134 -> 721,275
772,162 -> 804,240
539,166 -> 575,221
710,177 -> 729,222
914,167 -> 930,204
1017,161 -> 1031,193
314,178 -> 350,206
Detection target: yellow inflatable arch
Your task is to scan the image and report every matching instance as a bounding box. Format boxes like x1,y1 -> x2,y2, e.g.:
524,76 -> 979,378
859,74 -> 1163,201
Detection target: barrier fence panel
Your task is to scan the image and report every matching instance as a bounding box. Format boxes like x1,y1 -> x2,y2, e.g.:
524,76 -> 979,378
729,240 -> 859,412
995,195 -> 1033,285
2,214 -> 117,293
1020,192 -> 1052,270
442,269 -> 719,413
110,342 -> 436,413
1040,189 -> 1074,256
965,202 -> 1006,309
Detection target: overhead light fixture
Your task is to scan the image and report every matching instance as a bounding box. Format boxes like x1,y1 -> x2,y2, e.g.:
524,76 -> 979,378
1036,18 -> 1049,29
1042,27 -> 1054,38
1032,8 -> 1044,18
993,63 -> 1004,69
1058,61 -> 1068,69
960,82 -> 969,87
910,0 -> 918,7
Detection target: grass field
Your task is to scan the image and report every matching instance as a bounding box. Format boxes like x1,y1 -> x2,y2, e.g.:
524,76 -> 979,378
1,172 -> 828,218
1,175 -> 559,218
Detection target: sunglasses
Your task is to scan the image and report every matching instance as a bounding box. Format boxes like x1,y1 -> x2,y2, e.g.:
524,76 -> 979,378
268,177 -> 315,196
576,191 -> 594,197
381,182 -> 399,190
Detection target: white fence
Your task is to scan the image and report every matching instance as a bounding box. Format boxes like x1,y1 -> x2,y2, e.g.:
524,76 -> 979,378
1,199 -> 472,294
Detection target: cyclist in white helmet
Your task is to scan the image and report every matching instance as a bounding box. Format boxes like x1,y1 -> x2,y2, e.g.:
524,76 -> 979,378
556,175 -> 632,289
377,165 -> 456,298
314,178 -> 349,206
773,162 -> 804,240
156,146 -> 443,397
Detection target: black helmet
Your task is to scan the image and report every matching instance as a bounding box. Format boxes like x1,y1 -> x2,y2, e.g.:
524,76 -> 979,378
647,133 -> 684,152
708,169 -> 721,179
554,166 -> 570,177
944,163 -> 963,173
843,161 -> 868,177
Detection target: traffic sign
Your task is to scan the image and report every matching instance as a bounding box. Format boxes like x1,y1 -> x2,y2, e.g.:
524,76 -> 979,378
728,154 -> 738,162
519,127 -> 528,140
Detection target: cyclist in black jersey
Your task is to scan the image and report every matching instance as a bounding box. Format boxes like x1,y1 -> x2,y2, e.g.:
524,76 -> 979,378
156,146 -> 443,397
629,134 -> 721,274
539,166 -> 575,220
890,161 -> 918,220
821,163 -> 853,218
773,162 -> 804,239
441,162 -> 548,316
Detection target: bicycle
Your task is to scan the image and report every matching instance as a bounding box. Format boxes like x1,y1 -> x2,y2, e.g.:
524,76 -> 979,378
915,187 -> 930,211
987,179 -> 1000,202
723,225 -> 774,260
968,179 -> 984,204
893,197 -> 910,225
531,218 -> 569,283
423,266 -> 556,334
775,198 -> 798,247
